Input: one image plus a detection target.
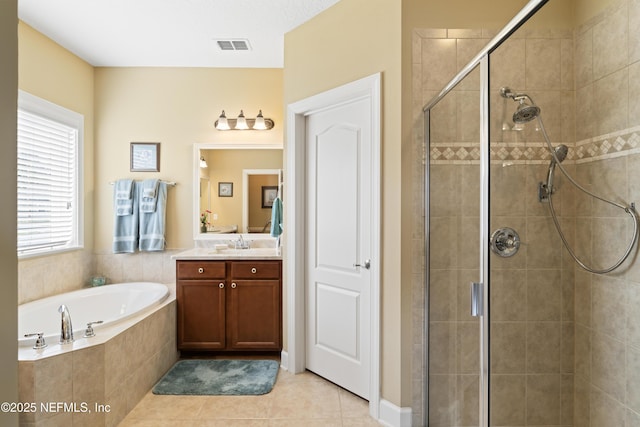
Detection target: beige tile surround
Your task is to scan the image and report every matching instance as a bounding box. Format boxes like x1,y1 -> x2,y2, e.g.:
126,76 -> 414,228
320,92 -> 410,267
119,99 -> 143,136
18,249 -> 182,305
18,301 -> 179,427
414,0 -> 640,425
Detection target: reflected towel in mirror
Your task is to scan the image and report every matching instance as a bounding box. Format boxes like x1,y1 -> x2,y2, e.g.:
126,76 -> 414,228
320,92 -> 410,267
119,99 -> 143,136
270,197 -> 283,238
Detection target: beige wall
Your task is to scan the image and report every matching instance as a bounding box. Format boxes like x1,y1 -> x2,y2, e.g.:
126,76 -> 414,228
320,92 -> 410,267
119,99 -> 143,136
285,0 -> 404,405
94,68 -> 283,251
0,0 -> 18,424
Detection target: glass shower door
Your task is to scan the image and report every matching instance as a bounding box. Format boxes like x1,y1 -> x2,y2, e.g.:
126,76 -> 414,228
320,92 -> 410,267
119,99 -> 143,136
426,63 -> 482,427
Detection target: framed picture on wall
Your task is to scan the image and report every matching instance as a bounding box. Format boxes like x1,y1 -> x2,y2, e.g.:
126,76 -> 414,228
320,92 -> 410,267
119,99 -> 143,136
262,186 -> 278,208
130,142 -> 160,172
219,182 -> 233,197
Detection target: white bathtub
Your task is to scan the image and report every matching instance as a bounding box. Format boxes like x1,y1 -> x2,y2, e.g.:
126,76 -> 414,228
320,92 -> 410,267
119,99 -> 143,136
19,282 -> 169,350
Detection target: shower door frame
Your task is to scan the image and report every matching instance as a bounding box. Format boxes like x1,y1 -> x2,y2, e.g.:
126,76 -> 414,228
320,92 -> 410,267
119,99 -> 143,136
422,0 -> 548,425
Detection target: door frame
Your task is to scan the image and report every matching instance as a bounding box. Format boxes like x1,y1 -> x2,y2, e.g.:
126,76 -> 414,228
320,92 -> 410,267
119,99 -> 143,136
284,72 -> 381,419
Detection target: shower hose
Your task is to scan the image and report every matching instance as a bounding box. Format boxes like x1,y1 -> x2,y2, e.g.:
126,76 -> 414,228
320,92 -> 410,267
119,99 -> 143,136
537,116 -> 639,274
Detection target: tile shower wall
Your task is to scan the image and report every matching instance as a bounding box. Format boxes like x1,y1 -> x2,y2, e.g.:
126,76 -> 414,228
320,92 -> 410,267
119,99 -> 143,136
415,0 -> 640,425
572,0 -> 640,425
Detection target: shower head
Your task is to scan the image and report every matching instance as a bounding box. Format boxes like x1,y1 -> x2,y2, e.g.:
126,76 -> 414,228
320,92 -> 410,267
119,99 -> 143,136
499,86 -> 541,124
513,101 -> 541,123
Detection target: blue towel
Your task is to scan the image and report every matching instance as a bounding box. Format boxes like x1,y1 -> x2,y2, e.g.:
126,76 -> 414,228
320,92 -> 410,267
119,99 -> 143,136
115,179 -> 134,216
113,181 -> 139,253
140,179 -> 159,213
270,197 -> 283,238
139,182 -> 167,251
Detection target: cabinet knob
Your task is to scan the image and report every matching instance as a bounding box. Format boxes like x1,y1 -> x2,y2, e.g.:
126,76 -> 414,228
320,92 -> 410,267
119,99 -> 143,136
251,267 -> 257,274
219,283 -> 224,289
231,283 -> 237,289
198,267 -> 204,274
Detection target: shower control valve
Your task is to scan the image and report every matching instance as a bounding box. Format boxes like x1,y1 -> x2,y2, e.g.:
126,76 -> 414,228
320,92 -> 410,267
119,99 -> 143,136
490,227 -> 521,258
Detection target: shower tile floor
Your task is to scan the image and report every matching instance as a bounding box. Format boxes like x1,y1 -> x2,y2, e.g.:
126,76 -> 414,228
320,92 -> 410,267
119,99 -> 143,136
118,369 -> 380,426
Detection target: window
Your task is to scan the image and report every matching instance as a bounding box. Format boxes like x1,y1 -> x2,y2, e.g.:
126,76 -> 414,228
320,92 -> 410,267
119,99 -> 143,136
17,91 -> 83,257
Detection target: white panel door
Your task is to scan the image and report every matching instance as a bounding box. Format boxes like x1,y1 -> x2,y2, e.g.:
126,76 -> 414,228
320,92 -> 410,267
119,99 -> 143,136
306,96 -> 372,399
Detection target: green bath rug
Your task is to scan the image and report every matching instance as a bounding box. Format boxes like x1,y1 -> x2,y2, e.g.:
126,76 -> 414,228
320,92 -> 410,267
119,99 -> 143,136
152,359 -> 279,396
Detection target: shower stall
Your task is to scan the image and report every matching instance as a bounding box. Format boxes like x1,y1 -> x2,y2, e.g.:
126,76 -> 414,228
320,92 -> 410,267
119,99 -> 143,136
419,0 -> 640,425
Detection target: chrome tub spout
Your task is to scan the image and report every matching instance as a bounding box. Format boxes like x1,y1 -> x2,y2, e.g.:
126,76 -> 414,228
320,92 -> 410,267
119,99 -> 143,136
58,304 -> 74,344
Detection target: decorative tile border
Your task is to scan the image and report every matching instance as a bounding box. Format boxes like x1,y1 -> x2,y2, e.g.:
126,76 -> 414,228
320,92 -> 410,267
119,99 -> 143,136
429,126 -> 640,164
574,126 -> 640,164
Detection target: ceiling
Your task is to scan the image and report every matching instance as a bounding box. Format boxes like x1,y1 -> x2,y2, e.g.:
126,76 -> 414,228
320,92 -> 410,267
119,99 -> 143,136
17,0 -> 341,68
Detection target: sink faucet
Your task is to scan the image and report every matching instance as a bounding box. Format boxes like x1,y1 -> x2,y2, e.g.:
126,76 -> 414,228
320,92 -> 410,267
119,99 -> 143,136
234,235 -> 250,250
58,304 -> 74,344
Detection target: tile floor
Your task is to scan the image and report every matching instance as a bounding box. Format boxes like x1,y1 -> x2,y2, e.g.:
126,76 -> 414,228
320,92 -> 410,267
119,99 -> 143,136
118,368 -> 381,426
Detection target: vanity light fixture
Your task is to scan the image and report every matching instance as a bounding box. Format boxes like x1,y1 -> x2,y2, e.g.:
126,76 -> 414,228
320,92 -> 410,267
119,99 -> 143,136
199,156 -> 208,168
215,110 -> 230,130
214,110 -> 274,131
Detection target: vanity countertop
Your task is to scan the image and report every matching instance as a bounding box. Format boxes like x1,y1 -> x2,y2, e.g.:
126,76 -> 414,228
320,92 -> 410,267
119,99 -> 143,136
173,247 -> 282,260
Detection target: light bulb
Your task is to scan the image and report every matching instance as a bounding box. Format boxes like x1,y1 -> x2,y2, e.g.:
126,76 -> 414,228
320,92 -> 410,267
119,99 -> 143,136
215,110 -> 230,130
253,110 -> 266,130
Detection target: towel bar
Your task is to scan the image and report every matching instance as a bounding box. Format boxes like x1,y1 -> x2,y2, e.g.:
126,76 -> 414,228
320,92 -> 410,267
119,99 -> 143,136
109,180 -> 176,186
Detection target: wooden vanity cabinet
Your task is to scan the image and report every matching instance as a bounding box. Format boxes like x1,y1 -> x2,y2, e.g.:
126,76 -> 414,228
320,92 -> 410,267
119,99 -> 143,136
176,259 -> 282,352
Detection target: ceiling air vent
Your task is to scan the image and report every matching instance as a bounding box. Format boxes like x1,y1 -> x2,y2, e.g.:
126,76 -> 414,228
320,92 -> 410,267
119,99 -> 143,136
216,39 -> 251,51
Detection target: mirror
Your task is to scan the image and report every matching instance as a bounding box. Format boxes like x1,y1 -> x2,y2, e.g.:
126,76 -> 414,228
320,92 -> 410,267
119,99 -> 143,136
193,143 -> 283,239
199,177 -> 210,214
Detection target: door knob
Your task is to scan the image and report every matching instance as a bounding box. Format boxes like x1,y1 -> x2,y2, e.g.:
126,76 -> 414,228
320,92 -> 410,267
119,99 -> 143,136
354,259 -> 371,270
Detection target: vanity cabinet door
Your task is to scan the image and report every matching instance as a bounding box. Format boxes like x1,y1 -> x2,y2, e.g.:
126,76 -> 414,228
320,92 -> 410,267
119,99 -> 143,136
176,260 -> 227,350
177,280 -> 226,350
227,279 -> 281,350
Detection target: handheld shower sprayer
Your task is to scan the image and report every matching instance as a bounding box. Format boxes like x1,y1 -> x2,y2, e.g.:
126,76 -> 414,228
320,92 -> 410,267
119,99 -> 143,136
546,144 -> 568,193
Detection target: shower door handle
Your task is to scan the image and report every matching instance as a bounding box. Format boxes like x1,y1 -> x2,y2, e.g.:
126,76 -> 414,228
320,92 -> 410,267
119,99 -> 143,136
470,282 -> 484,317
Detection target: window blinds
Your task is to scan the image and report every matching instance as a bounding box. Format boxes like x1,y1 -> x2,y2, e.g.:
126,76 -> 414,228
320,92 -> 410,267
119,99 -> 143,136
17,109 -> 77,253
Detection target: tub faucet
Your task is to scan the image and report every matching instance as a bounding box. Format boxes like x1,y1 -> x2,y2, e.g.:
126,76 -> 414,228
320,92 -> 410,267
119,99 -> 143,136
58,304 -> 74,344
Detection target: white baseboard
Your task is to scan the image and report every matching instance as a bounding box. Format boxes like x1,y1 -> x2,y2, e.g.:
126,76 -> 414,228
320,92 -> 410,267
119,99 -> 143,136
378,399 -> 412,427
280,350 -> 288,370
